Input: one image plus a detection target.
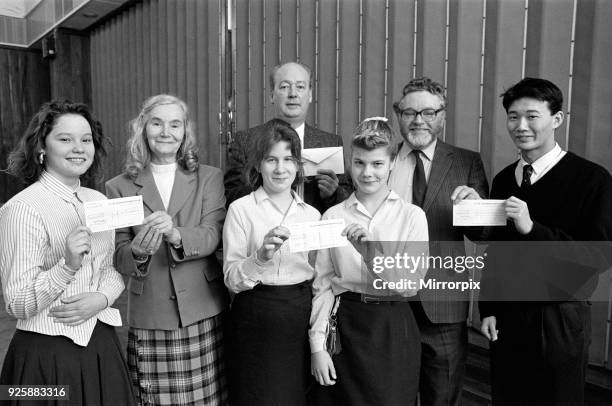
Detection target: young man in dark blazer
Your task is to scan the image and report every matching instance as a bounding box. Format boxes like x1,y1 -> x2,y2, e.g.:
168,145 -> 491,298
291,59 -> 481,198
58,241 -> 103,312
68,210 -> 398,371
389,77 -> 489,406
479,77 -> 612,404
224,62 -> 351,213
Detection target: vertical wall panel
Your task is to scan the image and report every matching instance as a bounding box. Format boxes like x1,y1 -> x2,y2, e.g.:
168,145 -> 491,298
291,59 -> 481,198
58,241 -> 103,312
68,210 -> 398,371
279,0 -> 298,62
446,0 -> 484,151
480,0 -> 525,178
524,0 -> 573,149
416,0 -> 446,83
233,0 -> 250,130
0,48 -> 50,202
337,0 -> 360,142
317,0 -> 338,133
387,0 -> 416,143
361,0 -> 387,119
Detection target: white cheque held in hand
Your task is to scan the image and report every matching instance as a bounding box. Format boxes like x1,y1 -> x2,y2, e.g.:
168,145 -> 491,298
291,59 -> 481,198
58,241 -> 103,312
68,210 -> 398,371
302,147 -> 345,177
84,195 -> 145,233
287,218 -> 349,253
453,199 -> 507,226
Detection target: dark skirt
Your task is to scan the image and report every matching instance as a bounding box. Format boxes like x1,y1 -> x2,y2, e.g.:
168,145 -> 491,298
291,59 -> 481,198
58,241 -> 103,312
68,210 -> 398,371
0,321 -> 135,406
127,313 -> 228,406
311,293 -> 421,406
227,282 -> 312,406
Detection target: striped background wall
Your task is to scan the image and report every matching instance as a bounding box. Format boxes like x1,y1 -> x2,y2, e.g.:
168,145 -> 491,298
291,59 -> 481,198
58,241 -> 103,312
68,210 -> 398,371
232,0 -> 612,180
88,0 -> 612,366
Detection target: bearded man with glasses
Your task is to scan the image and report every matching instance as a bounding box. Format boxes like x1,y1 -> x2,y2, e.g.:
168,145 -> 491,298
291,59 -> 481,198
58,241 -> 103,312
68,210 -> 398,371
388,77 -> 489,406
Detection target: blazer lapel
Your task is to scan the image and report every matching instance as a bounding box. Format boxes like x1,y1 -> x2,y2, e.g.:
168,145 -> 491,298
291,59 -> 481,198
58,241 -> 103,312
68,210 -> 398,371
422,141 -> 454,213
166,167 -> 196,218
135,167 -> 166,214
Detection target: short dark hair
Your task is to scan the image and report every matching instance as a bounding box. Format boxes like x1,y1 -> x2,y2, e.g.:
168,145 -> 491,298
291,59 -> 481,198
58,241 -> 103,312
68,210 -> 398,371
352,118 -> 398,160
393,76 -> 446,112
269,62 -> 313,90
6,100 -> 107,186
245,119 -> 304,190
501,77 -> 563,114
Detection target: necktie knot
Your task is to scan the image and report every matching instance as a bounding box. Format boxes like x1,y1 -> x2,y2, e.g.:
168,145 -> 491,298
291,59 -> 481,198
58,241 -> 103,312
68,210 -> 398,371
521,164 -> 533,188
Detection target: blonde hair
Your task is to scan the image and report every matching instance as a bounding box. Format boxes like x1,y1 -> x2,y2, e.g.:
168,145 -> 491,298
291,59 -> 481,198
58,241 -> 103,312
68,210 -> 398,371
124,94 -> 198,178
352,117 -> 398,159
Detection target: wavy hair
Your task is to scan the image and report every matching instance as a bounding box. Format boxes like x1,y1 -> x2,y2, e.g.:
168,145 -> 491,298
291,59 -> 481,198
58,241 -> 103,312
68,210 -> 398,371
6,100 -> 107,186
245,119 -> 304,190
124,94 -> 198,178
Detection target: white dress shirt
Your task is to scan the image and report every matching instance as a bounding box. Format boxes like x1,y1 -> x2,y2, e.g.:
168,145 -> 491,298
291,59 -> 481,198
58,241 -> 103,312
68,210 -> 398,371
223,187 -> 321,293
388,139 -> 438,203
308,191 -> 429,353
0,171 -> 124,347
515,143 -> 566,186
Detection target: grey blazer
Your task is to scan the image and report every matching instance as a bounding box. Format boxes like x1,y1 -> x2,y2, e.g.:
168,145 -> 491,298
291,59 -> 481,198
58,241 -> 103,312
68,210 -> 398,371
407,140 -> 489,323
105,164 -> 229,329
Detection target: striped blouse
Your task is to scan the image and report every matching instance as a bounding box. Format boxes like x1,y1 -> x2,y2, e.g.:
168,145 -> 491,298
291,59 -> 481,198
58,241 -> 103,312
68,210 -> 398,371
0,171 -> 124,347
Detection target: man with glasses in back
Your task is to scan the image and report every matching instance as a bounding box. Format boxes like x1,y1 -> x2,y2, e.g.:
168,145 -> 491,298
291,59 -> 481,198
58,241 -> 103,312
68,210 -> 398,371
389,77 -> 489,406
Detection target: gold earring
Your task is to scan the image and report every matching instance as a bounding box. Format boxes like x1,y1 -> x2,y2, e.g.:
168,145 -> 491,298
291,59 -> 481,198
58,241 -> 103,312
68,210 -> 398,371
38,151 -> 45,166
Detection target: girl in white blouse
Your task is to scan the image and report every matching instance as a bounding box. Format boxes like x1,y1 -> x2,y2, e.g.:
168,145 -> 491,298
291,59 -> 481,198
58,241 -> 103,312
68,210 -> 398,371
309,118 -> 428,405
0,100 -> 134,404
223,120 -> 320,406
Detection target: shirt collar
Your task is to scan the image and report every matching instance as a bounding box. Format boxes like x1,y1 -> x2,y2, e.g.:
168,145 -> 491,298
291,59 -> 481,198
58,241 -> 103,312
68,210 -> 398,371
398,138 -> 437,161
39,171 -> 81,202
345,190 -> 400,208
253,186 -> 306,206
518,143 -> 563,175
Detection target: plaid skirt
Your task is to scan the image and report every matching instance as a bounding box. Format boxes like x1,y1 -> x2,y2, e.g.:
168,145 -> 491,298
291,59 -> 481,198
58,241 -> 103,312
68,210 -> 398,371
127,313 -> 228,406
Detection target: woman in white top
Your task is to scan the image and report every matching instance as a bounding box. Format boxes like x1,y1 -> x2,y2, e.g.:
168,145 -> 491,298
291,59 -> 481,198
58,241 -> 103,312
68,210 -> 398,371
309,118 -> 428,405
106,94 -> 229,406
223,120 -> 320,406
0,100 -> 134,404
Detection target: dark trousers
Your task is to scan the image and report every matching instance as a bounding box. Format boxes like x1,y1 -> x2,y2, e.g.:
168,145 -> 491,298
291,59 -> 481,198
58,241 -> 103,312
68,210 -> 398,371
410,299 -> 467,406
490,302 -> 591,406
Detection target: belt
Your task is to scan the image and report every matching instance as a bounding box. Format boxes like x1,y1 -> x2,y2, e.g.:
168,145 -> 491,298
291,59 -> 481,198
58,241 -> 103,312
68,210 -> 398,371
340,291 -> 414,304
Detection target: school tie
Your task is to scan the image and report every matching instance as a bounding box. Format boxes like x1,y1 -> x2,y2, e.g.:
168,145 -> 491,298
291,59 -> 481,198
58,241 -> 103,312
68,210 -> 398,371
521,164 -> 534,189
412,150 -> 427,207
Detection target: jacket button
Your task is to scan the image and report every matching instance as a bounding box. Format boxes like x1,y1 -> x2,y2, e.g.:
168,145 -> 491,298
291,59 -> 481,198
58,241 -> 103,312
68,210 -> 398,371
170,295 -> 176,300
170,263 -> 176,269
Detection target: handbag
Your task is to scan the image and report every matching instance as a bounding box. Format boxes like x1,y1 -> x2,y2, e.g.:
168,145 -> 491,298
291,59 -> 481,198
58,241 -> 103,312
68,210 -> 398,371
325,296 -> 342,355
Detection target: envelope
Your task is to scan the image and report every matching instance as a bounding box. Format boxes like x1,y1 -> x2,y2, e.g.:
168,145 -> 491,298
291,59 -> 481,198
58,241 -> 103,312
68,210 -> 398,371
302,147 -> 345,177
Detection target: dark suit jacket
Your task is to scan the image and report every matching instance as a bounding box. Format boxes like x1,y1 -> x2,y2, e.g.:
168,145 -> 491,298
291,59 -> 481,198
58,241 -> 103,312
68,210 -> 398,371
105,165 -> 229,329
224,120 -> 352,213
400,140 -> 489,323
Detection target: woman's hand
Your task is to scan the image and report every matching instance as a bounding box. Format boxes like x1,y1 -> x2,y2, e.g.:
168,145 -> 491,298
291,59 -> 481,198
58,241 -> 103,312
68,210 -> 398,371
64,226 -> 92,271
144,211 -> 181,246
48,292 -> 108,326
311,351 -> 337,386
342,223 -> 370,259
256,226 -> 290,262
131,224 -> 164,257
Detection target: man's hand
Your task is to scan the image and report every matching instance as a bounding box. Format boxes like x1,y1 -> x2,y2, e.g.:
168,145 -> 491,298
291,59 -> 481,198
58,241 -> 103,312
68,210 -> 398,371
316,169 -> 339,199
505,196 -> 533,234
451,185 -> 483,203
48,292 -> 108,326
311,351 -> 337,386
481,316 -> 499,341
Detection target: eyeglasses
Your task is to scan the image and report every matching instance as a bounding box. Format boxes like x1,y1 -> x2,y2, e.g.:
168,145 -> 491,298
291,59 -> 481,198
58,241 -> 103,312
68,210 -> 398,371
397,107 -> 445,122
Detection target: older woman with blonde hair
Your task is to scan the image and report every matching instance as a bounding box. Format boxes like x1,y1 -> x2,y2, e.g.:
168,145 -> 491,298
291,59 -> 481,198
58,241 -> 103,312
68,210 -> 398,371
106,94 -> 229,405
